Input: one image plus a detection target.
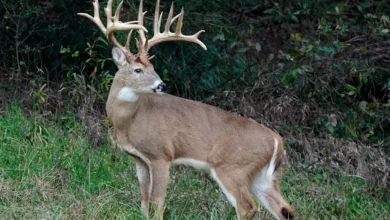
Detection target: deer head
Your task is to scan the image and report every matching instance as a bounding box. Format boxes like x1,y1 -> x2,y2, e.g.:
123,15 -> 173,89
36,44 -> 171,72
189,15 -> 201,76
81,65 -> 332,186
78,0 -> 206,95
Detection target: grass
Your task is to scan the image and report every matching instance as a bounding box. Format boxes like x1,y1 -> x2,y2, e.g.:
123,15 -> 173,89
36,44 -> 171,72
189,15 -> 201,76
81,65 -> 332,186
0,102 -> 389,219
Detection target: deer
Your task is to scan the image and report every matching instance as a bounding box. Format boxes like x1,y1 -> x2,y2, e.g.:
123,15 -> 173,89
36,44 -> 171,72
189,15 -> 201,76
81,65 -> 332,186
78,0 -> 294,219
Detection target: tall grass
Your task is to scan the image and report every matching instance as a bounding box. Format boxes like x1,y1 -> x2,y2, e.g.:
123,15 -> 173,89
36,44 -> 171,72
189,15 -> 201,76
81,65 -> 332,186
0,102 -> 389,219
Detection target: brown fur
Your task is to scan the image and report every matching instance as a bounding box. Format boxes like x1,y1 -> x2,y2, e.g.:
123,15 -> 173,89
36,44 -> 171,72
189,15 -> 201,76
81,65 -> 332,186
106,48 -> 294,219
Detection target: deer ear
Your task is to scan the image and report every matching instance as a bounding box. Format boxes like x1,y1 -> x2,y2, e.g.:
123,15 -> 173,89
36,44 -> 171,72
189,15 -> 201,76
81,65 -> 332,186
112,47 -> 127,67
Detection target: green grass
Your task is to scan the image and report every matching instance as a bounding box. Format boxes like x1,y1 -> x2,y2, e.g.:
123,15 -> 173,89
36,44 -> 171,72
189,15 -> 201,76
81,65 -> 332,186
0,102 -> 389,219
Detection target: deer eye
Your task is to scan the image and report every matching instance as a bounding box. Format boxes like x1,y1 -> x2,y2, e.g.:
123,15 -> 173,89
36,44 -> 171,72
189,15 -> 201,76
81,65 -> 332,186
134,68 -> 143,74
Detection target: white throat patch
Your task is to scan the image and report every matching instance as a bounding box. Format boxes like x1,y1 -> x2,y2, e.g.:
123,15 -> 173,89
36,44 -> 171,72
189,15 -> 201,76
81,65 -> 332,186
118,87 -> 139,102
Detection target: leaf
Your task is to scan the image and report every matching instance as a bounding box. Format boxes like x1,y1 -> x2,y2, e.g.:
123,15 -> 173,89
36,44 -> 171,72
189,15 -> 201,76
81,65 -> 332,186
335,6 -> 340,14
60,46 -> 67,54
336,18 -> 344,29
290,33 -> 302,41
381,15 -> 390,26
212,34 -> 225,42
359,101 -> 368,111
302,65 -> 313,72
39,84 -> 47,91
255,43 -> 261,52
318,17 -> 327,29
360,2 -> 370,8
230,42 -> 237,49
293,10 -> 301,15
263,9 -> 274,14
162,69 -> 170,82
326,122 -> 335,134
72,51 -> 79,58
87,85 -> 104,101
290,15 -> 299,23
314,53 -> 321,60
344,84 -> 356,91
98,37 -> 108,46
238,47 -> 249,53
101,59 -> 106,69
267,54 -> 274,62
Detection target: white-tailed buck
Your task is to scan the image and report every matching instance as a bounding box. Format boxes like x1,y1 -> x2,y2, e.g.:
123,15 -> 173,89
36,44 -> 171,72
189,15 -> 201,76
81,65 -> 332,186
78,0 -> 294,219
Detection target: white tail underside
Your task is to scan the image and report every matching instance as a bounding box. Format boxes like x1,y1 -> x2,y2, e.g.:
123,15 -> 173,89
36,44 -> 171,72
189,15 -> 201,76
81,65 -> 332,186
250,138 -> 279,216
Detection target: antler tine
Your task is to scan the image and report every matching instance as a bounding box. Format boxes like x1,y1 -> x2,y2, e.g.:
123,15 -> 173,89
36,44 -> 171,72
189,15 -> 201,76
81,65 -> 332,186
175,8 -> 184,35
78,0 -> 148,60
137,0 -> 148,49
77,0 -> 106,35
153,0 -> 161,36
142,0 -> 207,54
164,3 -> 175,34
105,0 -> 113,28
171,13 -> 181,24
125,30 -> 133,49
158,12 -> 163,33
105,0 -> 147,33
125,30 -> 137,60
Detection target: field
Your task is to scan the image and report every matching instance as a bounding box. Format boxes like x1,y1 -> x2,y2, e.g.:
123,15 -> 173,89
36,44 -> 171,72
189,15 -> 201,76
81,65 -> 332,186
0,103 -> 389,219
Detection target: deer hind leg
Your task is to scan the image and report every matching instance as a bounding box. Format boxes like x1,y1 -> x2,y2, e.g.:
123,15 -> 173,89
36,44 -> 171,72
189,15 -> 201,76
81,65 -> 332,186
251,140 -> 294,220
135,158 -> 150,218
149,160 -> 170,220
211,168 -> 257,220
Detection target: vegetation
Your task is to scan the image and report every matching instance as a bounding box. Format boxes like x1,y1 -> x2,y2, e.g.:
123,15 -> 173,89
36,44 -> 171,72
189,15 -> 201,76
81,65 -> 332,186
1,103 -> 389,219
0,0 -> 389,218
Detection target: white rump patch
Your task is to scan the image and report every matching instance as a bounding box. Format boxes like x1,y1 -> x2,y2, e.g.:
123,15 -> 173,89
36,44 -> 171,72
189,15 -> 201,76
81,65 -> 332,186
210,169 -> 237,209
118,87 -> 139,102
136,162 -> 145,183
172,158 -> 210,171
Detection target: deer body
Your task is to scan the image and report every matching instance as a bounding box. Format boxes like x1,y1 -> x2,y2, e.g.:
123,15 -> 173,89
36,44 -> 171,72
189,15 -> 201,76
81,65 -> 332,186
109,92 -> 281,166
79,0 -> 294,219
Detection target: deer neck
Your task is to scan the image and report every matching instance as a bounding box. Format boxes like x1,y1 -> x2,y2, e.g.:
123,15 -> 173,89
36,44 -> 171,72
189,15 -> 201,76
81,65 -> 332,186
106,79 -> 141,126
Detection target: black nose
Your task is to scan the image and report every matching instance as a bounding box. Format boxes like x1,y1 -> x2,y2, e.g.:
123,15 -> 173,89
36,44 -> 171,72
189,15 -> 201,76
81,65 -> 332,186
157,82 -> 166,92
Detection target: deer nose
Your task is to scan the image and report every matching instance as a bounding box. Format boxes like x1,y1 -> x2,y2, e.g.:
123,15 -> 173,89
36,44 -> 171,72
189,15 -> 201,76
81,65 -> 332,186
157,82 -> 166,92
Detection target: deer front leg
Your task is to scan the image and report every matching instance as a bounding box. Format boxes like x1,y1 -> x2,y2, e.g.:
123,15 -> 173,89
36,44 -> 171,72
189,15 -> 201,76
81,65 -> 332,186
135,158 -> 150,218
149,160 -> 170,220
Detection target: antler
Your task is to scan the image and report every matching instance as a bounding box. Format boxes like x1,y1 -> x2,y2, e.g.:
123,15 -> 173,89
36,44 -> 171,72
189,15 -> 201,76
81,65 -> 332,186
77,0 -> 147,60
79,0 -> 206,61
139,0 -> 207,56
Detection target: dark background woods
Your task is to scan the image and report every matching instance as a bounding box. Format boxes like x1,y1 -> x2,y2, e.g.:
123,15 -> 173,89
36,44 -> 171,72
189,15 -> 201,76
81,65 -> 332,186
1,0 -> 389,185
